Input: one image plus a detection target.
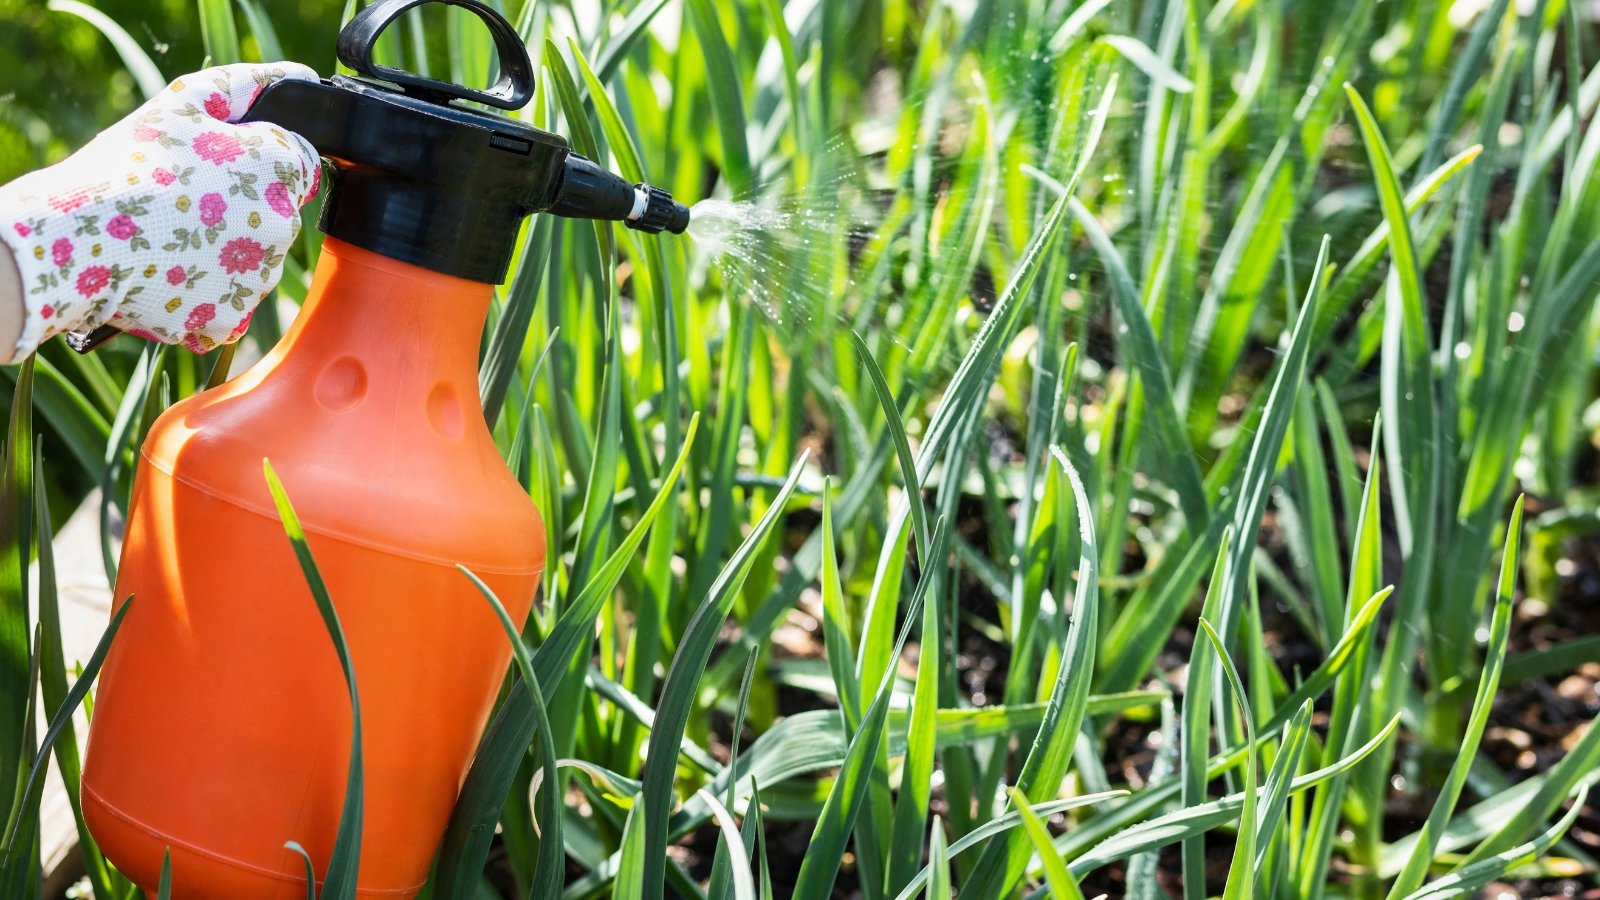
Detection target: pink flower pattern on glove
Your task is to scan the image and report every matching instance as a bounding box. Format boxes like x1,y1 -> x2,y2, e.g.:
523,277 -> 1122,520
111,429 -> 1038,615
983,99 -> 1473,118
198,193 -> 227,227
265,181 -> 295,218
107,215 -> 138,241
219,237 -> 265,274
203,93 -> 231,120
0,62 -> 323,357
193,132 -> 245,165
76,266 -> 110,297
185,302 -> 216,332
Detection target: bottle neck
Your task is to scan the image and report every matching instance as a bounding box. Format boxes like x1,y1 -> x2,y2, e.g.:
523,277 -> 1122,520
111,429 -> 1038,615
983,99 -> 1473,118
271,236 -> 493,386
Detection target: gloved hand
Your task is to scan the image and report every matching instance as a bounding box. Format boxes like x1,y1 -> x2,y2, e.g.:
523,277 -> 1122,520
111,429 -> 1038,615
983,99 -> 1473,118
0,62 -> 322,358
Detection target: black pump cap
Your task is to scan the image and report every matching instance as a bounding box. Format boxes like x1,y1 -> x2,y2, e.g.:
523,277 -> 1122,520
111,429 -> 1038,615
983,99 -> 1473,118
63,0 -> 693,355
241,0 -> 572,284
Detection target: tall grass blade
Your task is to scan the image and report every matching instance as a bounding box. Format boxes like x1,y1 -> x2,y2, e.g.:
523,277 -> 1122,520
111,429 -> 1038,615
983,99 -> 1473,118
1068,715 -> 1402,876
1344,85 -> 1442,725
0,599 -> 131,880
33,450 -> 114,898
1385,497 -> 1525,897
159,850 -> 173,900
1179,529 -> 1231,899
263,460 -> 363,899
1197,618 -> 1258,900
613,804 -> 647,899
698,789 -> 758,900
1403,787 -> 1589,900
1252,702 -> 1313,881
849,329 -> 929,556
1009,786 -> 1085,900
197,0 -> 242,64
1070,198 -> 1206,528
0,358 -> 34,814
1214,235 -> 1328,648
957,450 -> 1096,898
683,0 -> 752,196
638,453 -> 809,899
437,415 -> 699,893
47,0 -> 167,98
889,794 -> 1128,900
791,524 -> 946,900
232,0 -> 284,61
927,817 -> 951,900
459,567 -> 564,900
1459,699 -> 1600,865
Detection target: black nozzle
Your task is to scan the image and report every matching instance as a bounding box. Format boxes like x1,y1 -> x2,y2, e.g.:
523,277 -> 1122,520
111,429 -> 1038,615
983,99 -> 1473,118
546,155 -> 634,221
545,155 -> 690,235
632,184 -> 691,235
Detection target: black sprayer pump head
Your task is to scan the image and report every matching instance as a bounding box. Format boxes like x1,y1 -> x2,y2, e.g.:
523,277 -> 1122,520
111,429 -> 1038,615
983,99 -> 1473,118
239,0 -> 690,284
66,0 -> 690,354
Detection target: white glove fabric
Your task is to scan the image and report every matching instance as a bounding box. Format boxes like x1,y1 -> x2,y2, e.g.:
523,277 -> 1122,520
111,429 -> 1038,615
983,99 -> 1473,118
0,62 -> 322,356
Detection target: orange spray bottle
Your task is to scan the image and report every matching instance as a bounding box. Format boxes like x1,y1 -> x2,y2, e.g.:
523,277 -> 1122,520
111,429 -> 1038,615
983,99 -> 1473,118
73,1 -> 689,896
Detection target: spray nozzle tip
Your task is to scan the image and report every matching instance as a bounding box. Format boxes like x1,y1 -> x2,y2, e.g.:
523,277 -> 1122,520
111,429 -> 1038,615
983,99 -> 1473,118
626,184 -> 690,235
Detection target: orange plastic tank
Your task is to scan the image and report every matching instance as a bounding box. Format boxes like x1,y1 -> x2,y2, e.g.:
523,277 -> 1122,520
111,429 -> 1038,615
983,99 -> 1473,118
81,236 -> 545,897
74,2 -> 690,894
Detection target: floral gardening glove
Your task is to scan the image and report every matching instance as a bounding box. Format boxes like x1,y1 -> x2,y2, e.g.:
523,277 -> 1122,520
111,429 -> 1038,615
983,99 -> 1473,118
0,62 -> 322,357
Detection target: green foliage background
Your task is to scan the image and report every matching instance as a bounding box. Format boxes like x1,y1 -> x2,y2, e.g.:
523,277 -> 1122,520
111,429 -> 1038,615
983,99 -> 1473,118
1,0 -> 1598,897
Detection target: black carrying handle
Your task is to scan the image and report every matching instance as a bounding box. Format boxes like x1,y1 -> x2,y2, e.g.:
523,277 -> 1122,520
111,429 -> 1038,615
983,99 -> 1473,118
337,0 -> 534,110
